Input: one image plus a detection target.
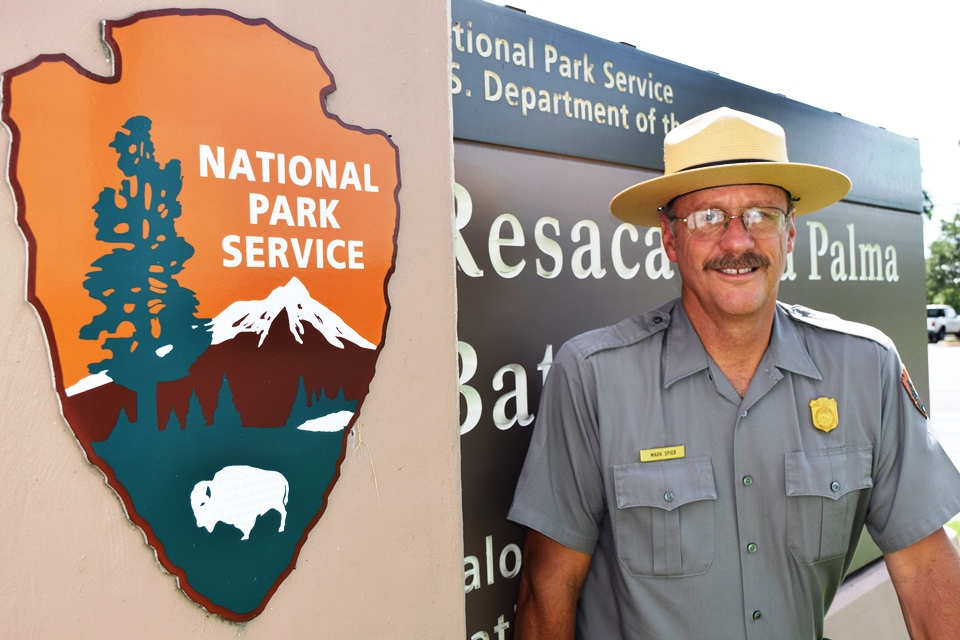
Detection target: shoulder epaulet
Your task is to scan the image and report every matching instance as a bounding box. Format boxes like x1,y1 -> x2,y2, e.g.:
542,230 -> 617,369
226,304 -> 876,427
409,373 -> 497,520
575,302 -> 674,359
780,302 -> 893,350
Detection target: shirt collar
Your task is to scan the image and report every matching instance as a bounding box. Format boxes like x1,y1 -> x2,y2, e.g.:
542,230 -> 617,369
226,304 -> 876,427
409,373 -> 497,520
768,302 -> 822,380
663,301 -> 710,389
663,300 -> 822,389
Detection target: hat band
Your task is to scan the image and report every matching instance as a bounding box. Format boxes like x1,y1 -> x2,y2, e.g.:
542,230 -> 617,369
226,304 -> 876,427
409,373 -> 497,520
677,158 -> 774,172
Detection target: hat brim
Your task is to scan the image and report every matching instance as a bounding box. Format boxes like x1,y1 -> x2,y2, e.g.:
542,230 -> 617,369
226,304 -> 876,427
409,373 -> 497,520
609,162 -> 852,226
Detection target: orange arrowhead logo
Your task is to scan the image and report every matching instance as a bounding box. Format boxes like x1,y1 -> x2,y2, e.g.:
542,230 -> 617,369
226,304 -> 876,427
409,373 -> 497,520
3,10 -> 399,621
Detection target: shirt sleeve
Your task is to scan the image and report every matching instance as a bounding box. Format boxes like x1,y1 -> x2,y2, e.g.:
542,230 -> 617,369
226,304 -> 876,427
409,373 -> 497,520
507,340 -> 606,554
865,345 -> 960,553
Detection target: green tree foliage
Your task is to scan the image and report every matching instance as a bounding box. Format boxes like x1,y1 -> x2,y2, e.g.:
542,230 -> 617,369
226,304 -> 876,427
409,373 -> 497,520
926,212 -> 960,309
80,116 -> 210,427
922,189 -> 934,219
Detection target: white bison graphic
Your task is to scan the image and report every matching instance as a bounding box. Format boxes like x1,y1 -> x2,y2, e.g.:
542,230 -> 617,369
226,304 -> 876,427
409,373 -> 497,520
190,465 -> 289,540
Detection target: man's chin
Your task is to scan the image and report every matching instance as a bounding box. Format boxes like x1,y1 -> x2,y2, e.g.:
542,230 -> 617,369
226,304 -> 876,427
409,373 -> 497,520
708,288 -> 776,319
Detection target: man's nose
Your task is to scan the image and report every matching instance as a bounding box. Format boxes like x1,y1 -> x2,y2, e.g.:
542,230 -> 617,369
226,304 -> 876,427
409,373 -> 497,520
718,216 -> 755,249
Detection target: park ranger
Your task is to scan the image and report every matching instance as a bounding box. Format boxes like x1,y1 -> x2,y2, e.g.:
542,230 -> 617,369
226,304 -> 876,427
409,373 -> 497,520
508,107 -> 960,639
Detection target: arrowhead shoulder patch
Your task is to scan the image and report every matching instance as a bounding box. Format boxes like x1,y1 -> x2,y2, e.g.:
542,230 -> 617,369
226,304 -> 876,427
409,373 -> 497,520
901,365 -> 928,419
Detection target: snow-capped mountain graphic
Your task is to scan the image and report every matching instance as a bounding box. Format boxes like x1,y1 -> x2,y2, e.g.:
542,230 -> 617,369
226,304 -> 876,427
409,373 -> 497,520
209,277 -> 375,349
63,277 -> 381,438
65,277 -> 374,399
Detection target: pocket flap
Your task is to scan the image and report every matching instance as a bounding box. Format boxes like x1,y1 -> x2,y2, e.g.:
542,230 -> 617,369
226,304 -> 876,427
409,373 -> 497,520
785,445 -> 873,500
614,458 -> 717,512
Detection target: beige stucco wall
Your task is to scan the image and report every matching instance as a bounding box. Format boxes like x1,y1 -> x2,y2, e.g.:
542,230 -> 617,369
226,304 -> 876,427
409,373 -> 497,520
0,1 -> 462,638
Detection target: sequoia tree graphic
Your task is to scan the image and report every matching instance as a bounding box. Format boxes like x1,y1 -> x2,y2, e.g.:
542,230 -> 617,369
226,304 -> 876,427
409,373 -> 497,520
80,116 -> 210,428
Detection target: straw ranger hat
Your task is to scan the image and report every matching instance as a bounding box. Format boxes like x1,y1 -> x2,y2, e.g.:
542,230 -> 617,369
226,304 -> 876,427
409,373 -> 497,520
610,107 -> 852,226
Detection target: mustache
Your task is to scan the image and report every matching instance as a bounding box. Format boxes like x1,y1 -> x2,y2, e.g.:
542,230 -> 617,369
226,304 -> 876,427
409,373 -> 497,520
703,252 -> 771,271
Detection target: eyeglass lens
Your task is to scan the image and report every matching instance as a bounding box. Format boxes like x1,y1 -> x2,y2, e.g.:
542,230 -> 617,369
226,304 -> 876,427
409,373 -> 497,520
684,208 -> 784,239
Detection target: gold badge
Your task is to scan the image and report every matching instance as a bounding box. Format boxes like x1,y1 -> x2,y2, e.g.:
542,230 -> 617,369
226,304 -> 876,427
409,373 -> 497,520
809,397 -> 839,433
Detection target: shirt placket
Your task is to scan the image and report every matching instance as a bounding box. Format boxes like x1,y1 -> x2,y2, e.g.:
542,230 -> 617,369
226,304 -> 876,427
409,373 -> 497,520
733,363 -> 786,639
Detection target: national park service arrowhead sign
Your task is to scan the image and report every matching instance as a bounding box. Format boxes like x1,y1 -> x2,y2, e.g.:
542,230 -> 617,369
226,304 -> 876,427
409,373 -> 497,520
2,10 -> 400,620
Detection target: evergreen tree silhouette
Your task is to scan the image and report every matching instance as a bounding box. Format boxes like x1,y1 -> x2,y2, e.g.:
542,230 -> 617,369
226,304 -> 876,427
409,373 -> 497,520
185,389 -> 207,429
115,406 -> 134,432
212,375 -> 242,428
79,116 -> 210,428
285,375 -> 311,428
163,407 -> 180,431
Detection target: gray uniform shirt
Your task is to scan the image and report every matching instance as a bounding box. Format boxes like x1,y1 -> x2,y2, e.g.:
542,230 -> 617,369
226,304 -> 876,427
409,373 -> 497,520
508,299 -> 960,640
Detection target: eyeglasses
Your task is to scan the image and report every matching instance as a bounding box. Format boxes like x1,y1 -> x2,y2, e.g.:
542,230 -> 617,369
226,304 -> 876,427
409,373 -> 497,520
671,207 -> 787,240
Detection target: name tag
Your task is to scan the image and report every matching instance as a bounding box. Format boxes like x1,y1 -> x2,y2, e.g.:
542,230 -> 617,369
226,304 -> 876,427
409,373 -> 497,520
640,445 -> 685,462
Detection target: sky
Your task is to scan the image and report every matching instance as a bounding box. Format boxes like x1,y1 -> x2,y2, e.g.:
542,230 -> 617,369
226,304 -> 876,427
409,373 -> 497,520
491,0 -> 960,250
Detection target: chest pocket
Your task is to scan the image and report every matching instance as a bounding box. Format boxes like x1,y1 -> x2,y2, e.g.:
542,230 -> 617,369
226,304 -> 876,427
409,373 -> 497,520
785,445 -> 874,564
613,457 -> 717,577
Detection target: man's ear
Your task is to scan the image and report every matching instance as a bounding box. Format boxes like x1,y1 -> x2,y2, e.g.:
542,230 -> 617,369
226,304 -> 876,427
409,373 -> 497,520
785,213 -> 797,254
660,214 -> 679,263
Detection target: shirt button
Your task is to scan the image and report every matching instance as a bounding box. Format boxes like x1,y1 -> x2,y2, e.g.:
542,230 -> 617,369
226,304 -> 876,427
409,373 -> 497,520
752,611 -> 762,621
747,543 -> 758,554
741,411 -> 748,418
742,475 -> 754,486
830,481 -> 841,492
664,491 -> 675,502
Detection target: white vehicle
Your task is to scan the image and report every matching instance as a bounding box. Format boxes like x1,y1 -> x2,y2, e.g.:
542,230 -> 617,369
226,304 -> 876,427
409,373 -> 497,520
927,304 -> 960,343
